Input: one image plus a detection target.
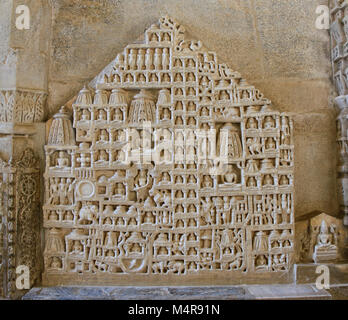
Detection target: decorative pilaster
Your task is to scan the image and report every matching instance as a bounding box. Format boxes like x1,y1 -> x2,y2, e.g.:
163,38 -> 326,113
330,1 -> 348,224
0,148 -> 41,299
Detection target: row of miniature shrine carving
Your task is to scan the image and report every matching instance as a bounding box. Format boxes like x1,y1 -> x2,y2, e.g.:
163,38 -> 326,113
77,127 -> 282,149
146,29 -> 173,43
117,47 -> 171,72
252,229 -> 293,252
253,254 -> 289,272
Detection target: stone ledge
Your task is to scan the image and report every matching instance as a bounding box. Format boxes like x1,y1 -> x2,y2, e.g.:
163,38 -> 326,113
22,284 -> 331,300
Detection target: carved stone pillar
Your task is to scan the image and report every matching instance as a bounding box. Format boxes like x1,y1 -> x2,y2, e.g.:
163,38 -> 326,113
330,1 -> 348,225
0,0 -> 51,298
0,148 -> 41,298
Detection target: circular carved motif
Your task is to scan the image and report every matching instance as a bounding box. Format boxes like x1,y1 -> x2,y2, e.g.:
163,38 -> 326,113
77,181 -> 95,199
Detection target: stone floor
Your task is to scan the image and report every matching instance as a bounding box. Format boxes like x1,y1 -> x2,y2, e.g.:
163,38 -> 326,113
22,284 -> 334,300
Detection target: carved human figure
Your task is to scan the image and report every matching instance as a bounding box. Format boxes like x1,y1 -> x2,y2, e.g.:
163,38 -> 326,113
49,178 -> 60,205
113,109 -> 123,121
56,151 -> 69,168
202,175 -> 213,188
223,164 -> 237,184
98,130 -> 108,143
264,116 -> 275,129
72,240 -> 83,253
247,117 -> 258,129
281,117 -> 290,145
50,257 -> 62,269
313,221 -> 338,263
98,109 -> 107,121
81,109 -> 90,121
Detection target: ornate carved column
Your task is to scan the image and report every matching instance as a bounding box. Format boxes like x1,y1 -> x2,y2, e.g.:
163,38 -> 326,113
0,0 -> 51,298
330,1 -> 348,225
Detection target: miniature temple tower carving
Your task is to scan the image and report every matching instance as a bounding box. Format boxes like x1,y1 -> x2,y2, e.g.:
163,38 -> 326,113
43,16 -> 295,285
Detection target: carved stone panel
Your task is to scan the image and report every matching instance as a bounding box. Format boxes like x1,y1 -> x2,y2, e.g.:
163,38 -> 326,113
43,17 -> 294,285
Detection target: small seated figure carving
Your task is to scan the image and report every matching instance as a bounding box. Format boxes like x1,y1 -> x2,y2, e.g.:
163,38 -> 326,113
279,175 -> 289,185
97,109 -> 107,121
223,164 -> 237,184
71,240 -> 83,254
175,116 -> 183,125
56,151 -> 69,168
202,175 -> 213,188
176,219 -> 184,228
116,217 -> 124,226
247,176 -> 257,187
115,149 -> 126,162
158,247 -> 168,255
161,108 -> 171,120
188,247 -> 197,255
264,116 -> 275,129
201,107 -> 209,117
313,221 -> 338,263
113,109 -> 123,121
188,204 -> 196,213
143,212 -> 155,224
81,109 -> 90,121
50,257 -> 62,269
175,175 -> 183,184
188,218 -> 196,227
117,129 -> 126,142
48,211 -> 58,221
187,102 -> 196,111
176,205 -> 184,214
188,117 -> 196,125
265,137 -> 276,150
247,117 -> 258,129
175,101 -> 183,110
188,175 -> 196,184
114,183 -> 126,196
128,218 -> 137,226
98,130 -> 108,143
159,172 -> 171,184
188,190 -> 196,199
162,73 -> 170,82
255,255 -> 268,270
65,211 -> 74,221
263,174 -> 273,186
104,217 -> 112,225
97,150 -> 108,162
175,190 -> 184,199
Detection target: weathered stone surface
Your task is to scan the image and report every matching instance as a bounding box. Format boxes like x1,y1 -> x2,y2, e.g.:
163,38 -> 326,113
254,0 -> 331,80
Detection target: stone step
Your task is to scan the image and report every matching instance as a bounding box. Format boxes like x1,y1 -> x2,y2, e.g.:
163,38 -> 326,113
22,284 -> 331,300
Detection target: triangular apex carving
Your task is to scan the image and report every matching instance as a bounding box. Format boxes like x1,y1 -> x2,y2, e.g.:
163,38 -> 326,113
91,16 -> 270,106
43,16 -> 295,285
